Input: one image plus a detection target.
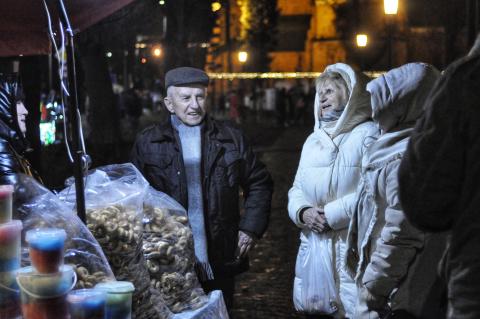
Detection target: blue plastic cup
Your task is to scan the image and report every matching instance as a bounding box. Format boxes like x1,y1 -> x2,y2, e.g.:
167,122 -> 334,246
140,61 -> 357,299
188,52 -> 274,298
94,281 -> 134,319
26,228 -> 67,273
68,289 -> 105,319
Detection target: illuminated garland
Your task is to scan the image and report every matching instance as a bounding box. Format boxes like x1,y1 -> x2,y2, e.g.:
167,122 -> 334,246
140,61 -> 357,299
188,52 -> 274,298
207,71 -> 383,80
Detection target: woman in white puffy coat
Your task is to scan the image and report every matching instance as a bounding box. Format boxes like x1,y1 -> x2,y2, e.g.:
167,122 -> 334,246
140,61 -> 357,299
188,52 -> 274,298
288,63 -> 378,318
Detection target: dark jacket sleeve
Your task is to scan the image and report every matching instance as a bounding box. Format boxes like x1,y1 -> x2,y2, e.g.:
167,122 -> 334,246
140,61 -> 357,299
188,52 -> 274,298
0,140 -> 20,185
398,67 -> 466,232
235,129 -> 273,238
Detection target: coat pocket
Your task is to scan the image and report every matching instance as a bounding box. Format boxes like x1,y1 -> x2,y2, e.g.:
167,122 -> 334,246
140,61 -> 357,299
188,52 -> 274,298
215,152 -> 241,187
143,154 -> 174,169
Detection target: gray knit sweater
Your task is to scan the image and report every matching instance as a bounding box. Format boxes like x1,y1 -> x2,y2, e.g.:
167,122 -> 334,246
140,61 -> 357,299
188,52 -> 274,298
171,115 -> 214,280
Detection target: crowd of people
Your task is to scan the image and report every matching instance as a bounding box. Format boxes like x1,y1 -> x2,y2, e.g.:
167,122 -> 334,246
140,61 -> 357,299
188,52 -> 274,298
1,35 -> 480,319
211,82 -> 315,128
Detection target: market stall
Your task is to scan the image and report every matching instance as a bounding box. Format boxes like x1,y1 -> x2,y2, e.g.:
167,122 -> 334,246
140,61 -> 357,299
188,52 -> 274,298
0,1 -> 230,318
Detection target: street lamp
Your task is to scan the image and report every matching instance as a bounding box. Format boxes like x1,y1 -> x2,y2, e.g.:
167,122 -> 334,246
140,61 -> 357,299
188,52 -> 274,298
384,0 -> 398,68
356,34 -> 368,47
384,0 -> 398,15
238,51 -> 248,64
356,34 -> 368,70
152,46 -> 162,58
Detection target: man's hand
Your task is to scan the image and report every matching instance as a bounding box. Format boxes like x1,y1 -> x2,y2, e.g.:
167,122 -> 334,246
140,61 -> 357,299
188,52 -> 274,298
236,230 -> 257,259
302,207 -> 330,233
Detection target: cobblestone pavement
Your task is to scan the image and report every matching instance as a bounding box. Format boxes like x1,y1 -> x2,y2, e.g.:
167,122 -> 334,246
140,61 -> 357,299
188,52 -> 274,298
231,124 -> 311,319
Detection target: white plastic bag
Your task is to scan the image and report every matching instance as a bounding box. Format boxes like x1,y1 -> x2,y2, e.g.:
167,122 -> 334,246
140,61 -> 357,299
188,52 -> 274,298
293,231 -> 338,314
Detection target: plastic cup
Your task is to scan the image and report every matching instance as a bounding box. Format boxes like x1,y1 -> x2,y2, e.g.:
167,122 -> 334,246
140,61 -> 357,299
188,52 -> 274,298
0,220 -> 22,272
68,289 -> 105,319
95,281 -> 134,319
26,228 -> 67,273
16,265 -> 76,319
0,185 -> 14,224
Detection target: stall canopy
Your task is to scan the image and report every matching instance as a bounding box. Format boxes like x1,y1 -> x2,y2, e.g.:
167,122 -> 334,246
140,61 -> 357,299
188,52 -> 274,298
0,0 -> 136,57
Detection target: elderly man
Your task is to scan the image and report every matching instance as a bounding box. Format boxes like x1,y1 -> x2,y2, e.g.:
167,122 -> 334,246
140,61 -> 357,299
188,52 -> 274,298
131,67 -> 273,308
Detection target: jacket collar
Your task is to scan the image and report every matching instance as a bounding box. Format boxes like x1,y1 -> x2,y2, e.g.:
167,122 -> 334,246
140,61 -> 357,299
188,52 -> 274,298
150,115 -> 234,143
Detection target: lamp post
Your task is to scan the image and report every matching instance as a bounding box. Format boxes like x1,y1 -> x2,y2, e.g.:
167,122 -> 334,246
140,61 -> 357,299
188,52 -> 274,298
238,51 -> 248,93
356,34 -> 368,70
238,51 -> 248,65
384,0 -> 398,68
152,46 -> 162,58
356,34 -> 368,47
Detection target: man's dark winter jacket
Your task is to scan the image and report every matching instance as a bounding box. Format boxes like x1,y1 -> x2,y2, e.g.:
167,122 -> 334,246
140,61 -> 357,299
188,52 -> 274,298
0,74 -> 30,185
131,116 -> 273,276
398,50 -> 480,318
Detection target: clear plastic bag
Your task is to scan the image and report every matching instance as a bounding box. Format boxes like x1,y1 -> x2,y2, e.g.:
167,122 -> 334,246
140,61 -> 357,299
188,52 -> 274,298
293,231 -> 339,314
13,174 -> 115,289
143,188 -> 208,313
58,163 -> 172,319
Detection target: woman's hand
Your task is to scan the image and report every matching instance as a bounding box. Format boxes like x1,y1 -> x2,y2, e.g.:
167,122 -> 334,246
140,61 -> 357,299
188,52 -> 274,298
302,207 -> 331,233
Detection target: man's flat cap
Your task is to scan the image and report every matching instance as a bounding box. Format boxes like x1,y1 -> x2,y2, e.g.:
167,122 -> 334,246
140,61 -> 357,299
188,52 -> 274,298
165,67 -> 209,89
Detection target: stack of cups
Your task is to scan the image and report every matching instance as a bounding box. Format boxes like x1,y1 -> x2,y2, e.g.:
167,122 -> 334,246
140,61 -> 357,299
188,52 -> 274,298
17,228 -> 75,319
94,281 -> 135,319
0,185 -> 22,319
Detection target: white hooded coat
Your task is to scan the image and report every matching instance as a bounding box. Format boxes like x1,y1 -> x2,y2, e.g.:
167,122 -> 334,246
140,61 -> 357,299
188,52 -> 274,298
288,63 -> 378,317
344,63 -> 447,319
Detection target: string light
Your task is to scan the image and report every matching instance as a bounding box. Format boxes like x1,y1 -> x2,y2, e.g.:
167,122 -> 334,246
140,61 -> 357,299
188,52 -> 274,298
212,2 -> 221,12
207,71 -> 384,80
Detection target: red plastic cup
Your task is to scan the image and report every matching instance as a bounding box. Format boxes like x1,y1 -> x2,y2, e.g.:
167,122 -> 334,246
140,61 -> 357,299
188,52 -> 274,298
0,220 -> 22,272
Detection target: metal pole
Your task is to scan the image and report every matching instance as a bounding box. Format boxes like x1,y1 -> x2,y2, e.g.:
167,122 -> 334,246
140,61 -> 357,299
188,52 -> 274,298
385,16 -> 393,69
48,53 -> 53,91
225,0 -> 232,90
57,0 -> 87,223
225,0 -> 232,73
388,26 -> 393,69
